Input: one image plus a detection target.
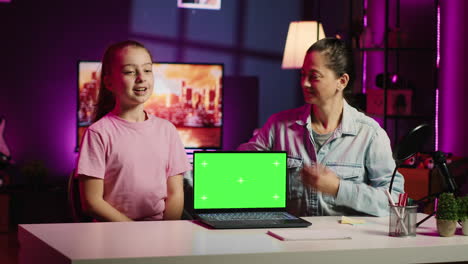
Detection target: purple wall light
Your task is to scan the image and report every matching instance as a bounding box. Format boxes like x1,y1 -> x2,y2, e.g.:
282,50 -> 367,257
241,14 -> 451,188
439,0 -> 468,157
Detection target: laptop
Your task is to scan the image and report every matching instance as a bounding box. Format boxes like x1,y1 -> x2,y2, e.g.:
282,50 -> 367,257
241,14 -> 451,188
192,151 -> 311,229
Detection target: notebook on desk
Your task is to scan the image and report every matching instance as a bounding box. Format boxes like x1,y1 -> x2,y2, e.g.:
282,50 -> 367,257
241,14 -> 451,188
192,151 -> 311,229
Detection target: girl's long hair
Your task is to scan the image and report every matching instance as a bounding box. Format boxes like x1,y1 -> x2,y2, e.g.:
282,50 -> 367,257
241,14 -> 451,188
93,40 -> 153,122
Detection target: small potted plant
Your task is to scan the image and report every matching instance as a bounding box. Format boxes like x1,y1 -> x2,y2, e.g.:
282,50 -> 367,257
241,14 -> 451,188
458,196 -> 468,236
436,192 -> 458,237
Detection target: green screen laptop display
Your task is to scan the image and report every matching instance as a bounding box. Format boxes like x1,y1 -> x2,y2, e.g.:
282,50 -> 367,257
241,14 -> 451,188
193,152 -> 287,209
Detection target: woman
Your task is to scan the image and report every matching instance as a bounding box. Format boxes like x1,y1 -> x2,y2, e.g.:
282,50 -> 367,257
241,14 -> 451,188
238,37 -> 404,217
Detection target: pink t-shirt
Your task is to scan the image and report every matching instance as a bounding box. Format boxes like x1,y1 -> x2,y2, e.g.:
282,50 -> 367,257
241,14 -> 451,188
76,112 -> 191,220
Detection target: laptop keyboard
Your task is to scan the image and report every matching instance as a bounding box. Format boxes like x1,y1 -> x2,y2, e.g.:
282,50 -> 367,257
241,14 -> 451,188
198,212 -> 296,221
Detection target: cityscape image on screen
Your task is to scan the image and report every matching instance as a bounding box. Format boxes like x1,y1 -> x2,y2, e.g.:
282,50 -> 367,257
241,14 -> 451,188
77,61 -> 223,150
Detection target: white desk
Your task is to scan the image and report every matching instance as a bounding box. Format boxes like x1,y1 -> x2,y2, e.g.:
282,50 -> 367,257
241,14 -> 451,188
18,214 -> 468,264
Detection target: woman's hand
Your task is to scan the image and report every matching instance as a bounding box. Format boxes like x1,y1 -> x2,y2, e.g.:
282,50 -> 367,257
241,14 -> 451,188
301,164 -> 340,196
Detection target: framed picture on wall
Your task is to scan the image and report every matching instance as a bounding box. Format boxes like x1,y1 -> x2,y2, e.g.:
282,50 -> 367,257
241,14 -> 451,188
177,0 -> 221,10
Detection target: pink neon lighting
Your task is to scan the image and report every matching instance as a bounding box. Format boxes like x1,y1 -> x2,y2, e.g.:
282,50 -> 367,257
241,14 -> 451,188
435,89 -> 439,151
437,5 -> 440,68
362,0 -> 368,93
362,52 -> 367,93
391,74 -> 398,83
435,4 -> 440,151
364,0 -> 368,27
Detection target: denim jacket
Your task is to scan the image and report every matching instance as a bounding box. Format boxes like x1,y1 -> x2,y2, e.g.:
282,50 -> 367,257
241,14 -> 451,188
238,100 -> 404,216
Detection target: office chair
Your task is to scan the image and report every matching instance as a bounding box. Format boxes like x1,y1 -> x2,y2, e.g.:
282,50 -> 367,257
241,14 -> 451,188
67,169 -> 93,222
182,177 -> 194,220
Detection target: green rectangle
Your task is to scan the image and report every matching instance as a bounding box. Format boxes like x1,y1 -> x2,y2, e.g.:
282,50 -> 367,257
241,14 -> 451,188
194,152 -> 287,209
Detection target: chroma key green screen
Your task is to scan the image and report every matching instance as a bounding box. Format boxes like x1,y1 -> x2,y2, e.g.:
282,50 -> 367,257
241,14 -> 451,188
193,152 -> 287,209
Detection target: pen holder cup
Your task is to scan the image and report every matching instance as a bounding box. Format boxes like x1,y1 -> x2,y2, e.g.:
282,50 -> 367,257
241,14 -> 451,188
389,204 -> 417,237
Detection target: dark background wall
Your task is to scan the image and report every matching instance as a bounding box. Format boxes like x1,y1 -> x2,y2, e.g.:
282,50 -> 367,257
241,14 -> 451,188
0,1 -> 136,182
1,0 -> 465,185
0,0 -> 352,182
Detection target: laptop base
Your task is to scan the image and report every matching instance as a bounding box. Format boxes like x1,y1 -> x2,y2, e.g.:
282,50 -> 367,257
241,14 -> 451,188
197,218 -> 311,229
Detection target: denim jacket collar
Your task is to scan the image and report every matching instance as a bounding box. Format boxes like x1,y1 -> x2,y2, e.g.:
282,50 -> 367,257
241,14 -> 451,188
294,100 -> 358,136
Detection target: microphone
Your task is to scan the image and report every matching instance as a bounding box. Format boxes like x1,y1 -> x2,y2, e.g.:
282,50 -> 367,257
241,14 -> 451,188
432,151 -> 457,193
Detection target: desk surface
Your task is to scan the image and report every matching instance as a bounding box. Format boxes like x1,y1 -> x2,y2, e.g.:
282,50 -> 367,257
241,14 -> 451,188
18,214 -> 468,264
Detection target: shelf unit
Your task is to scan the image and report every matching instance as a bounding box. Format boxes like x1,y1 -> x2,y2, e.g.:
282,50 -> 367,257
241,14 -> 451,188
352,0 -> 438,151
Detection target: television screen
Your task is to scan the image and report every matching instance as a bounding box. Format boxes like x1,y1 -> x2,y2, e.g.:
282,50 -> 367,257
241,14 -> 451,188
77,61 -> 223,150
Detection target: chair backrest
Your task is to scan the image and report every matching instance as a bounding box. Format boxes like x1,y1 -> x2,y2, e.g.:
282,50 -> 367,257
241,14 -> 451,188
67,169 -> 93,222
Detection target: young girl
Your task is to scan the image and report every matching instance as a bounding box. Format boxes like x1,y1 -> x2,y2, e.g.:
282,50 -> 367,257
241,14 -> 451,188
76,40 -> 191,221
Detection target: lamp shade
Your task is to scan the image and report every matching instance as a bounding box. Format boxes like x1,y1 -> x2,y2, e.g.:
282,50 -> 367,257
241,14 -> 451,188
281,21 -> 325,69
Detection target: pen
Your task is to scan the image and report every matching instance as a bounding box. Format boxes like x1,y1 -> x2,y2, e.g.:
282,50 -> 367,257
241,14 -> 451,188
385,189 -> 409,235
398,193 -> 408,207
399,193 -> 408,234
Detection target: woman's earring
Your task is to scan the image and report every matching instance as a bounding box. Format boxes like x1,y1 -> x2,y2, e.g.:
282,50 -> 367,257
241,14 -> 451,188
337,84 -> 344,92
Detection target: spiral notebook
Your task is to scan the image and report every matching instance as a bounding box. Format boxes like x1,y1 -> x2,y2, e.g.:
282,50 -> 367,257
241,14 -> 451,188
267,229 -> 352,241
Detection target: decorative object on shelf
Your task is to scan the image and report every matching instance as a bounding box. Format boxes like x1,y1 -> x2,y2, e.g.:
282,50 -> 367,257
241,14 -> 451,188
282,21 -> 325,69
458,196 -> 468,236
366,88 -> 413,116
387,27 -> 408,48
423,156 -> 434,169
375,73 -> 415,90
366,72 -> 416,116
402,155 -> 417,167
360,26 -> 375,48
0,116 -> 12,188
375,73 -> 397,93
0,116 -> 11,167
400,152 -> 425,169
436,192 -> 458,237
400,152 -> 451,170
0,116 -> 12,231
